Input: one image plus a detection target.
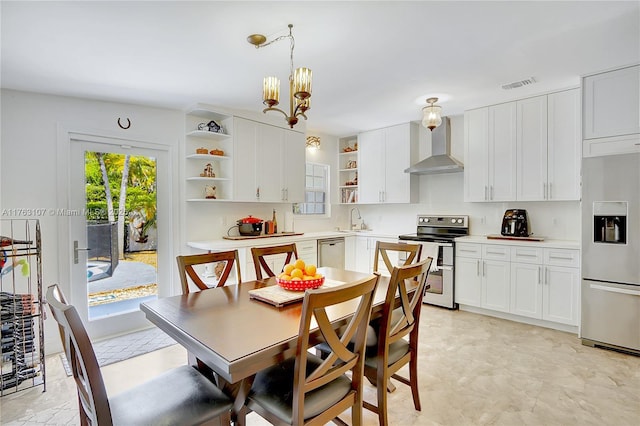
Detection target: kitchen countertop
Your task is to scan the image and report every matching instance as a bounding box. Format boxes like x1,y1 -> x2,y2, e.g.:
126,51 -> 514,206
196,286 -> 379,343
188,230 -> 398,251
456,235 -> 580,250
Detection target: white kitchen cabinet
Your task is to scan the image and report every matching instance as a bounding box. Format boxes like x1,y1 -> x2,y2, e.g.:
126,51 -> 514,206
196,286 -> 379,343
245,252 -> 288,281
543,265 -> 579,325
517,90 -> 580,201
547,89 -> 581,200
353,235 -> 397,274
464,107 -> 488,202
185,106 -> 234,201
464,104 -> 516,202
583,65 -> 640,141
466,89 -> 580,202
233,117 -> 305,202
455,256 -> 482,306
480,245 -> 511,313
456,241 -> 579,327
516,95 -> 548,201
511,262 -> 543,318
357,123 -> 418,204
296,239 -> 317,266
455,243 -> 511,311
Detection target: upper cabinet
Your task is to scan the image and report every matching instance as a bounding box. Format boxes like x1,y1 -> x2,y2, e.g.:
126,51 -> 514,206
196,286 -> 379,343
583,64 -> 640,156
465,89 -> 581,202
184,107 -> 234,202
357,122 -> 419,204
464,104 -> 517,202
233,117 -> 305,203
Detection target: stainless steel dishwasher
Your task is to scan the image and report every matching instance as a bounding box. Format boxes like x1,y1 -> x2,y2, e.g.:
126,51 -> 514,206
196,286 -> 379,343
318,237 -> 345,269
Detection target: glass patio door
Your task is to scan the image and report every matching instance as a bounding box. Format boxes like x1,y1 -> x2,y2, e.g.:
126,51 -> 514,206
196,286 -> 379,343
69,137 -> 171,339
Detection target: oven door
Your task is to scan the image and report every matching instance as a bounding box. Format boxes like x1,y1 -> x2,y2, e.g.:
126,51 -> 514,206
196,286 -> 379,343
397,240 -> 457,309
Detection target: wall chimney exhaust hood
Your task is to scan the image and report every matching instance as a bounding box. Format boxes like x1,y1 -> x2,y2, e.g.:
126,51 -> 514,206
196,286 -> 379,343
404,116 -> 463,175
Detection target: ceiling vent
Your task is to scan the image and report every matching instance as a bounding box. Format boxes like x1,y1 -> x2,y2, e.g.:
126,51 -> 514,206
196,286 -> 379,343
501,77 -> 537,90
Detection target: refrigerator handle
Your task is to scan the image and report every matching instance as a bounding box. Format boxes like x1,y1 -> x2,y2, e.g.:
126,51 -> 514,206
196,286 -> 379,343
590,283 -> 640,297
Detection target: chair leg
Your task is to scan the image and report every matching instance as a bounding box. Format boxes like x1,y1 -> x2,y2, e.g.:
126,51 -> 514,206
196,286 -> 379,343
409,355 -> 421,411
376,368 -> 389,426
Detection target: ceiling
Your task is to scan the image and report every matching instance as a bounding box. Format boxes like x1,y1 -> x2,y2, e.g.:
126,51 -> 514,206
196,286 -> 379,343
2,1 -> 639,136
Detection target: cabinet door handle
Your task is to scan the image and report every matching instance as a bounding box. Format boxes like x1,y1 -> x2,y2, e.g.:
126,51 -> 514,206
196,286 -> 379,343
548,182 -> 552,199
256,187 -> 260,199
549,255 -> 573,260
538,266 -> 542,284
477,260 -> 480,276
490,185 -> 494,200
482,261 -> 486,277
484,186 -> 488,201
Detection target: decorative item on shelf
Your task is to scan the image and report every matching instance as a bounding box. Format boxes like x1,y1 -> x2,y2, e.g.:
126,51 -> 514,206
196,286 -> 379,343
422,97 -> 443,131
205,185 -> 217,199
346,160 -> 357,169
197,121 -> 225,134
344,172 -> 358,186
248,24 -> 312,129
210,149 -> 224,156
196,147 -> 209,154
306,136 -> 320,151
200,163 -> 215,178
342,145 -> 357,153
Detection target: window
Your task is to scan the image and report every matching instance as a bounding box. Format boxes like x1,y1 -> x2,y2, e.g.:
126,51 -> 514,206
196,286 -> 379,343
293,163 -> 329,216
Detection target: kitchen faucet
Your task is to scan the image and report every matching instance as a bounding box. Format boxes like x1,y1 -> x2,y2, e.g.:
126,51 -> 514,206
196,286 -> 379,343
350,207 -> 362,230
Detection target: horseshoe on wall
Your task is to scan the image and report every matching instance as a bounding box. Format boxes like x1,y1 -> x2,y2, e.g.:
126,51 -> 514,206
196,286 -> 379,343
118,117 -> 131,129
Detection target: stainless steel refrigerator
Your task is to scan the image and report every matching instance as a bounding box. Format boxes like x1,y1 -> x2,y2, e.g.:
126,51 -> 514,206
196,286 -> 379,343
581,153 -> 640,355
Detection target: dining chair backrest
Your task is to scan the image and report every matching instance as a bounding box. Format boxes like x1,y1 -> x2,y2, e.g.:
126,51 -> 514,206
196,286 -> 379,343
47,284 -> 233,426
176,250 -> 241,294
47,284 -> 112,424
250,243 -> 298,280
363,257 -> 432,425
373,241 -> 423,275
294,273 -> 380,424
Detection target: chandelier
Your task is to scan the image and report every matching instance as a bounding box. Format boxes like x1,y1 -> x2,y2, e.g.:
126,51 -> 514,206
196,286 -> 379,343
247,24 -> 312,129
422,97 -> 443,131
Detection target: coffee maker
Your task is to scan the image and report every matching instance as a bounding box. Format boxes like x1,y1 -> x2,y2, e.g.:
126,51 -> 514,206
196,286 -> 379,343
501,209 -> 530,237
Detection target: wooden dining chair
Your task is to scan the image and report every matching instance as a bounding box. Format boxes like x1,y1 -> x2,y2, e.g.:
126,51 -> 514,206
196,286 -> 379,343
245,274 -> 380,426
373,241 -> 423,275
177,250 -> 241,294
46,284 -> 233,426
251,243 -> 298,279
363,257 -> 432,426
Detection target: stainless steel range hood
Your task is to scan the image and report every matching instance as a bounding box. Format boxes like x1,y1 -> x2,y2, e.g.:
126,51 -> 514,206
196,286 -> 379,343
404,117 -> 464,174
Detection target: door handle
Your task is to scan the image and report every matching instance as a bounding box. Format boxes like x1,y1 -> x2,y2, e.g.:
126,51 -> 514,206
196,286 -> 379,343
538,266 -> 542,284
548,182 -> 552,199
73,240 -> 90,265
476,260 -> 480,276
484,186 -> 488,201
490,185 -> 494,200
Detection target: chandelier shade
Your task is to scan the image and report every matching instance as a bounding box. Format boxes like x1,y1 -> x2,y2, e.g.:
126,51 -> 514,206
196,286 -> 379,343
248,24 -> 312,129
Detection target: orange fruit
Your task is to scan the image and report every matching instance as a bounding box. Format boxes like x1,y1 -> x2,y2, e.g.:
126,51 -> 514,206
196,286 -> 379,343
304,264 -> 317,276
294,259 -> 306,270
283,264 -> 295,275
314,274 -> 323,279
291,277 -> 302,281
291,268 -> 304,279
302,275 -> 314,281
279,273 -> 291,280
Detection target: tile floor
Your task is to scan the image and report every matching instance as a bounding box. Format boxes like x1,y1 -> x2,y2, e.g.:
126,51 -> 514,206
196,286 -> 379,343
1,306 -> 639,425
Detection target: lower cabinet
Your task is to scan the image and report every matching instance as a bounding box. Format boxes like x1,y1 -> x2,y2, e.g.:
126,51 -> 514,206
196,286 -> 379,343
244,239 -> 318,281
456,242 -> 579,326
353,236 -> 397,274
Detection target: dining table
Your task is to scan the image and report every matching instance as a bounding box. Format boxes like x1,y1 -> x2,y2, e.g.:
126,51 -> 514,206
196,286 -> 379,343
139,267 -> 413,420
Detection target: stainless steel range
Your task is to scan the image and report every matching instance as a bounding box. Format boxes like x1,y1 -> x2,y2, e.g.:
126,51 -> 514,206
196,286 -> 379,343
398,215 -> 469,309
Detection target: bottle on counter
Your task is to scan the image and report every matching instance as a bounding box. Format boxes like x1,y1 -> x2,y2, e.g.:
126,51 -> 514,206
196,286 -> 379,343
273,209 -> 278,234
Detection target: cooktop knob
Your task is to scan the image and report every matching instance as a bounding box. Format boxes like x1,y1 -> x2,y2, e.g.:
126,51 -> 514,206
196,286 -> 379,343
457,218 -> 463,223
425,218 -> 430,222
451,218 -> 456,223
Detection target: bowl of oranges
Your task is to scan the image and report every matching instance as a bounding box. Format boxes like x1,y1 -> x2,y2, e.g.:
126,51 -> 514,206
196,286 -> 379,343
276,259 -> 324,291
